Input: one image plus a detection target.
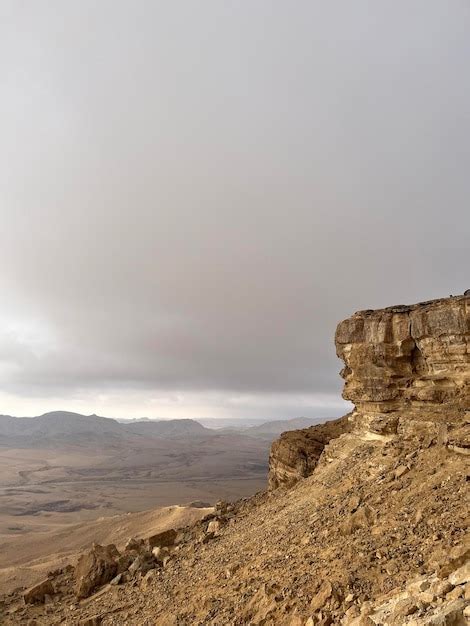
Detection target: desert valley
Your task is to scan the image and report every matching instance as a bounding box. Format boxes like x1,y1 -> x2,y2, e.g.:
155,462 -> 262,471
0,411 -> 319,593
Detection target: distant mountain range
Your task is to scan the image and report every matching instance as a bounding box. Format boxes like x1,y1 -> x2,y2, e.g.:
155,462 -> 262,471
0,411 -> 327,447
242,416 -> 323,439
0,411 -> 209,446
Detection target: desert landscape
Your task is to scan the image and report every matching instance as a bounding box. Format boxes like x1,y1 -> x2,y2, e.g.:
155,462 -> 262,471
0,412 -> 322,593
1,295 -> 469,625
1,2 -> 468,624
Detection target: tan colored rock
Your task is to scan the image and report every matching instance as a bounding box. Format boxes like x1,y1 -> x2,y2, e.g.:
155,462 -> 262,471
23,578 -> 54,604
340,505 -> 376,535
74,544 -> 119,599
207,519 -> 223,535
438,545 -> 470,578
335,296 -> 470,421
147,528 -> 177,549
448,561 -> 470,586
310,580 -> 339,612
268,415 -> 351,490
124,537 -> 145,553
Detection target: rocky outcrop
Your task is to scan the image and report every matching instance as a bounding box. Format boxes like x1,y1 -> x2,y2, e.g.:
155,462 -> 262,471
75,544 -> 120,599
336,295 -> 469,418
22,578 -> 54,605
269,295 -> 470,490
336,295 -> 470,449
268,415 -> 351,489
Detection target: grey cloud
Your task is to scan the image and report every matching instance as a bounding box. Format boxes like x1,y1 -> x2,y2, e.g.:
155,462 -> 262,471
0,1 -> 469,418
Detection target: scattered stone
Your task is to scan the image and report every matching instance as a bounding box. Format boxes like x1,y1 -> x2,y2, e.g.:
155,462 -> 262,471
75,544 -> 119,599
79,616 -> 103,626
392,598 -> 418,618
348,495 -> 361,512
207,519 -> 222,535
310,580 -> 334,612
448,561 -> 470,586
394,464 -> 409,479
147,529 -> 177,549
116,553 -> 134,573
110,573 -> 123,585
23,579 -> 54,605
124,537 -> 145,553
340,506 -> 376,535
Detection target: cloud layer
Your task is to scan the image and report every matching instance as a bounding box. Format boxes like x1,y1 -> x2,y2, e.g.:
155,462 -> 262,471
0,1 -> 469,418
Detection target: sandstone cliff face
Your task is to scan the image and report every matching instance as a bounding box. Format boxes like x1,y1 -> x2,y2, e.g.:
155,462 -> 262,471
336,295 -> 469,417
336,295 -> 469,451
269,295 -> 470,489
268,416 -> 350,490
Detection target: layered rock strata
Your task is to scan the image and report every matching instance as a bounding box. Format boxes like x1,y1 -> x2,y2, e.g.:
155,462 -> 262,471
336,295 -> 469,417
269,295 -> 470,489
268,415 -> 351,489
336,295 -> 470,450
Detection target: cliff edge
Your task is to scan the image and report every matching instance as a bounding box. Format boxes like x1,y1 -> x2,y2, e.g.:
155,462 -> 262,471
269,295 -> 469,490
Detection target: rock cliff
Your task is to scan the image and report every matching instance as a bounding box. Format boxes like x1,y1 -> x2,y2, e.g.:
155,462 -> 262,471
336,295 -> 469,451
268,415 -> 351,489
269,296 -> 469,490
336,295 -> 469,415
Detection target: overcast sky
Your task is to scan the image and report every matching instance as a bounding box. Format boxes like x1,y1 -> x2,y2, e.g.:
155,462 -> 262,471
0,1 -> 469,420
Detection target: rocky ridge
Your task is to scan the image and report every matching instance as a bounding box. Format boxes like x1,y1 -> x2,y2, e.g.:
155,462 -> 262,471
1,295 -> 468,625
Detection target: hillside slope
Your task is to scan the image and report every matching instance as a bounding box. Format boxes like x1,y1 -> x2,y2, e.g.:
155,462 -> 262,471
0,504 -> 212,595
1,295 -> 468,625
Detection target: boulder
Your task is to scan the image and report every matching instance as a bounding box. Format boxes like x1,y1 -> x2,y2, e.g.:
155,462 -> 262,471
116,553 -> 134,573
124,537 -> 145,553
147,528 -> 177,549
152,546 -> 170,563
128,552 -> 156,576
340,506 -> 376,536
449,562 -> 470,586
74,543 -> 119,599
23,578 -> 54,604
207,519 -> 223,535
310,580 -> 334,612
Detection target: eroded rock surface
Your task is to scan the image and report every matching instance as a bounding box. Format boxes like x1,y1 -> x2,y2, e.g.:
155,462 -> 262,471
268,415 -> 351,489
335,296 -> 469,419
75,544 -> 120,599
270,296 -> 470,492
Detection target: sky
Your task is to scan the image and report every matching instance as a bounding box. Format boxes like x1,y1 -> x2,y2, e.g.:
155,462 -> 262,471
0,1 -> 469,420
